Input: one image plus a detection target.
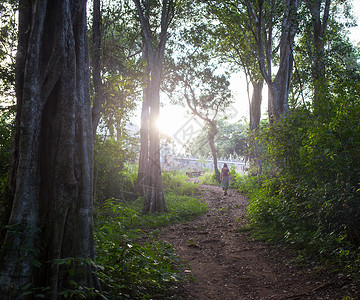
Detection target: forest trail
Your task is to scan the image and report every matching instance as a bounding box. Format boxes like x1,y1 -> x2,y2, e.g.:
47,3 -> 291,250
159,185 -> 358,300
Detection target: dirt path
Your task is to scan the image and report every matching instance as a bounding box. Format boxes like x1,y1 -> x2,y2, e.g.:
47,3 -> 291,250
160,185 -> 359,300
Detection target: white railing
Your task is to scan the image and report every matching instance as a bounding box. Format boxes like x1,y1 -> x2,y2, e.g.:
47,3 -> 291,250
161,154 -> 247,172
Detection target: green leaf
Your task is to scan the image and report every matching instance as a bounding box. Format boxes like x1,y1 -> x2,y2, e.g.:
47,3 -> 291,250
31,259 -> 42,268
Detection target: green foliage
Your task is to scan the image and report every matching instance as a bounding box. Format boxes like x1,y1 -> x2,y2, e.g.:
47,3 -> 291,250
0,1 -> 17,195
88,0 -> 142,138
162,170 -> 200,196
231,50 -> 360,277
19,257 -> 103,299
94,173 -> 208,298
96,235 -> 181,299
236,96 -> 360,277
199,171 -> 220,185
0,107 -> 13,193
97,192 -> 207,231
94,135 -> 138,205
0,1 -> 17,99
229,172 -> 260,194
187,119 -> 248,158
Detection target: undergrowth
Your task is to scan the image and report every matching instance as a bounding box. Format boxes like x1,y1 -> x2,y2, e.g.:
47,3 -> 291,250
199,171 -> 220,185
94,170 -> 207,299
232,172 -> 360,282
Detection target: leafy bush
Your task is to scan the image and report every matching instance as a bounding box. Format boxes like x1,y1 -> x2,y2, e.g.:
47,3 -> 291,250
96,229 -> 181,299
239,100 -> 360,276
199,171 -> 219,185
94,135 -> 138,205
162,170 -> 200,196
236,68 -> 360,277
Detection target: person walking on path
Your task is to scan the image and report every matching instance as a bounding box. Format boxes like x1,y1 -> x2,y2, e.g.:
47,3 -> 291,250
220,163 -> 231,195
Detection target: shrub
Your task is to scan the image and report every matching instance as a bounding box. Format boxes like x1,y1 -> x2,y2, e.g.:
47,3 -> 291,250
199,171 -> 219,185
96,220 -> 182,299
241,101 -> 360,278
162,170 -> 200,196
94,135 -> 138,205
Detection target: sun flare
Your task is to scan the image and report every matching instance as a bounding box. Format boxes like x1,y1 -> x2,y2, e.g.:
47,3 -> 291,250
156,105 -> 190,137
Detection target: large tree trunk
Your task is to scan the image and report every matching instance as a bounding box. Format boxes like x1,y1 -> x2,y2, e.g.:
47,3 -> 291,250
133,0 -> 174,213
0,1 -> 99,298
268,0 -> 299,120
143,63 -> 166,213
249,81 -> 263,132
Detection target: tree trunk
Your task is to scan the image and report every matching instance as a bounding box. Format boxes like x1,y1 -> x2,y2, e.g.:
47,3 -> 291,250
269,0 -> 299,120
249,80 -> 263,174
143,63 -> 166,213
136,63 -> 150,194
91,0 -> 103,139
0,1 -> 99,297
249,81 -> 263,132
208,122 -> 220,181
305,0 -> 330,111
133,0 -> 174,213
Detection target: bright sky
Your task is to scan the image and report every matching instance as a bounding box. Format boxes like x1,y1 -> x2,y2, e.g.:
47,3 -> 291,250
348,0 -> 360,43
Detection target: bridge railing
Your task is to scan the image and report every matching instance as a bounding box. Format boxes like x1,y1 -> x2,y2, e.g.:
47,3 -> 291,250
161,154 -> 248,173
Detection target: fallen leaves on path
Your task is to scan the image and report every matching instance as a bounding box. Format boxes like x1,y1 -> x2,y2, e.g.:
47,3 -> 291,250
160,185 -> 359,300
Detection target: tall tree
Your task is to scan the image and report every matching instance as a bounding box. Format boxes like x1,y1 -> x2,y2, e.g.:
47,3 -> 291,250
187,119 -> 248,159
133,0 -> 175,213
201,0 -> 300,121
0,0 -> 99,297
201,1 -> 263,131
246,0 -> 301,120
90,0 -> 142,139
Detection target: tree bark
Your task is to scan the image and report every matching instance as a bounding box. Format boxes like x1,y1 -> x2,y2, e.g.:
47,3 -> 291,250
144,62 -> 166,212
269,0 -> 299,120
136,62 -> 150,194
249,80 -> 263,174
249,81 -> 263,132
133,0 -> 174,213
0,1 -> 99,298
91,0 -> 103,139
